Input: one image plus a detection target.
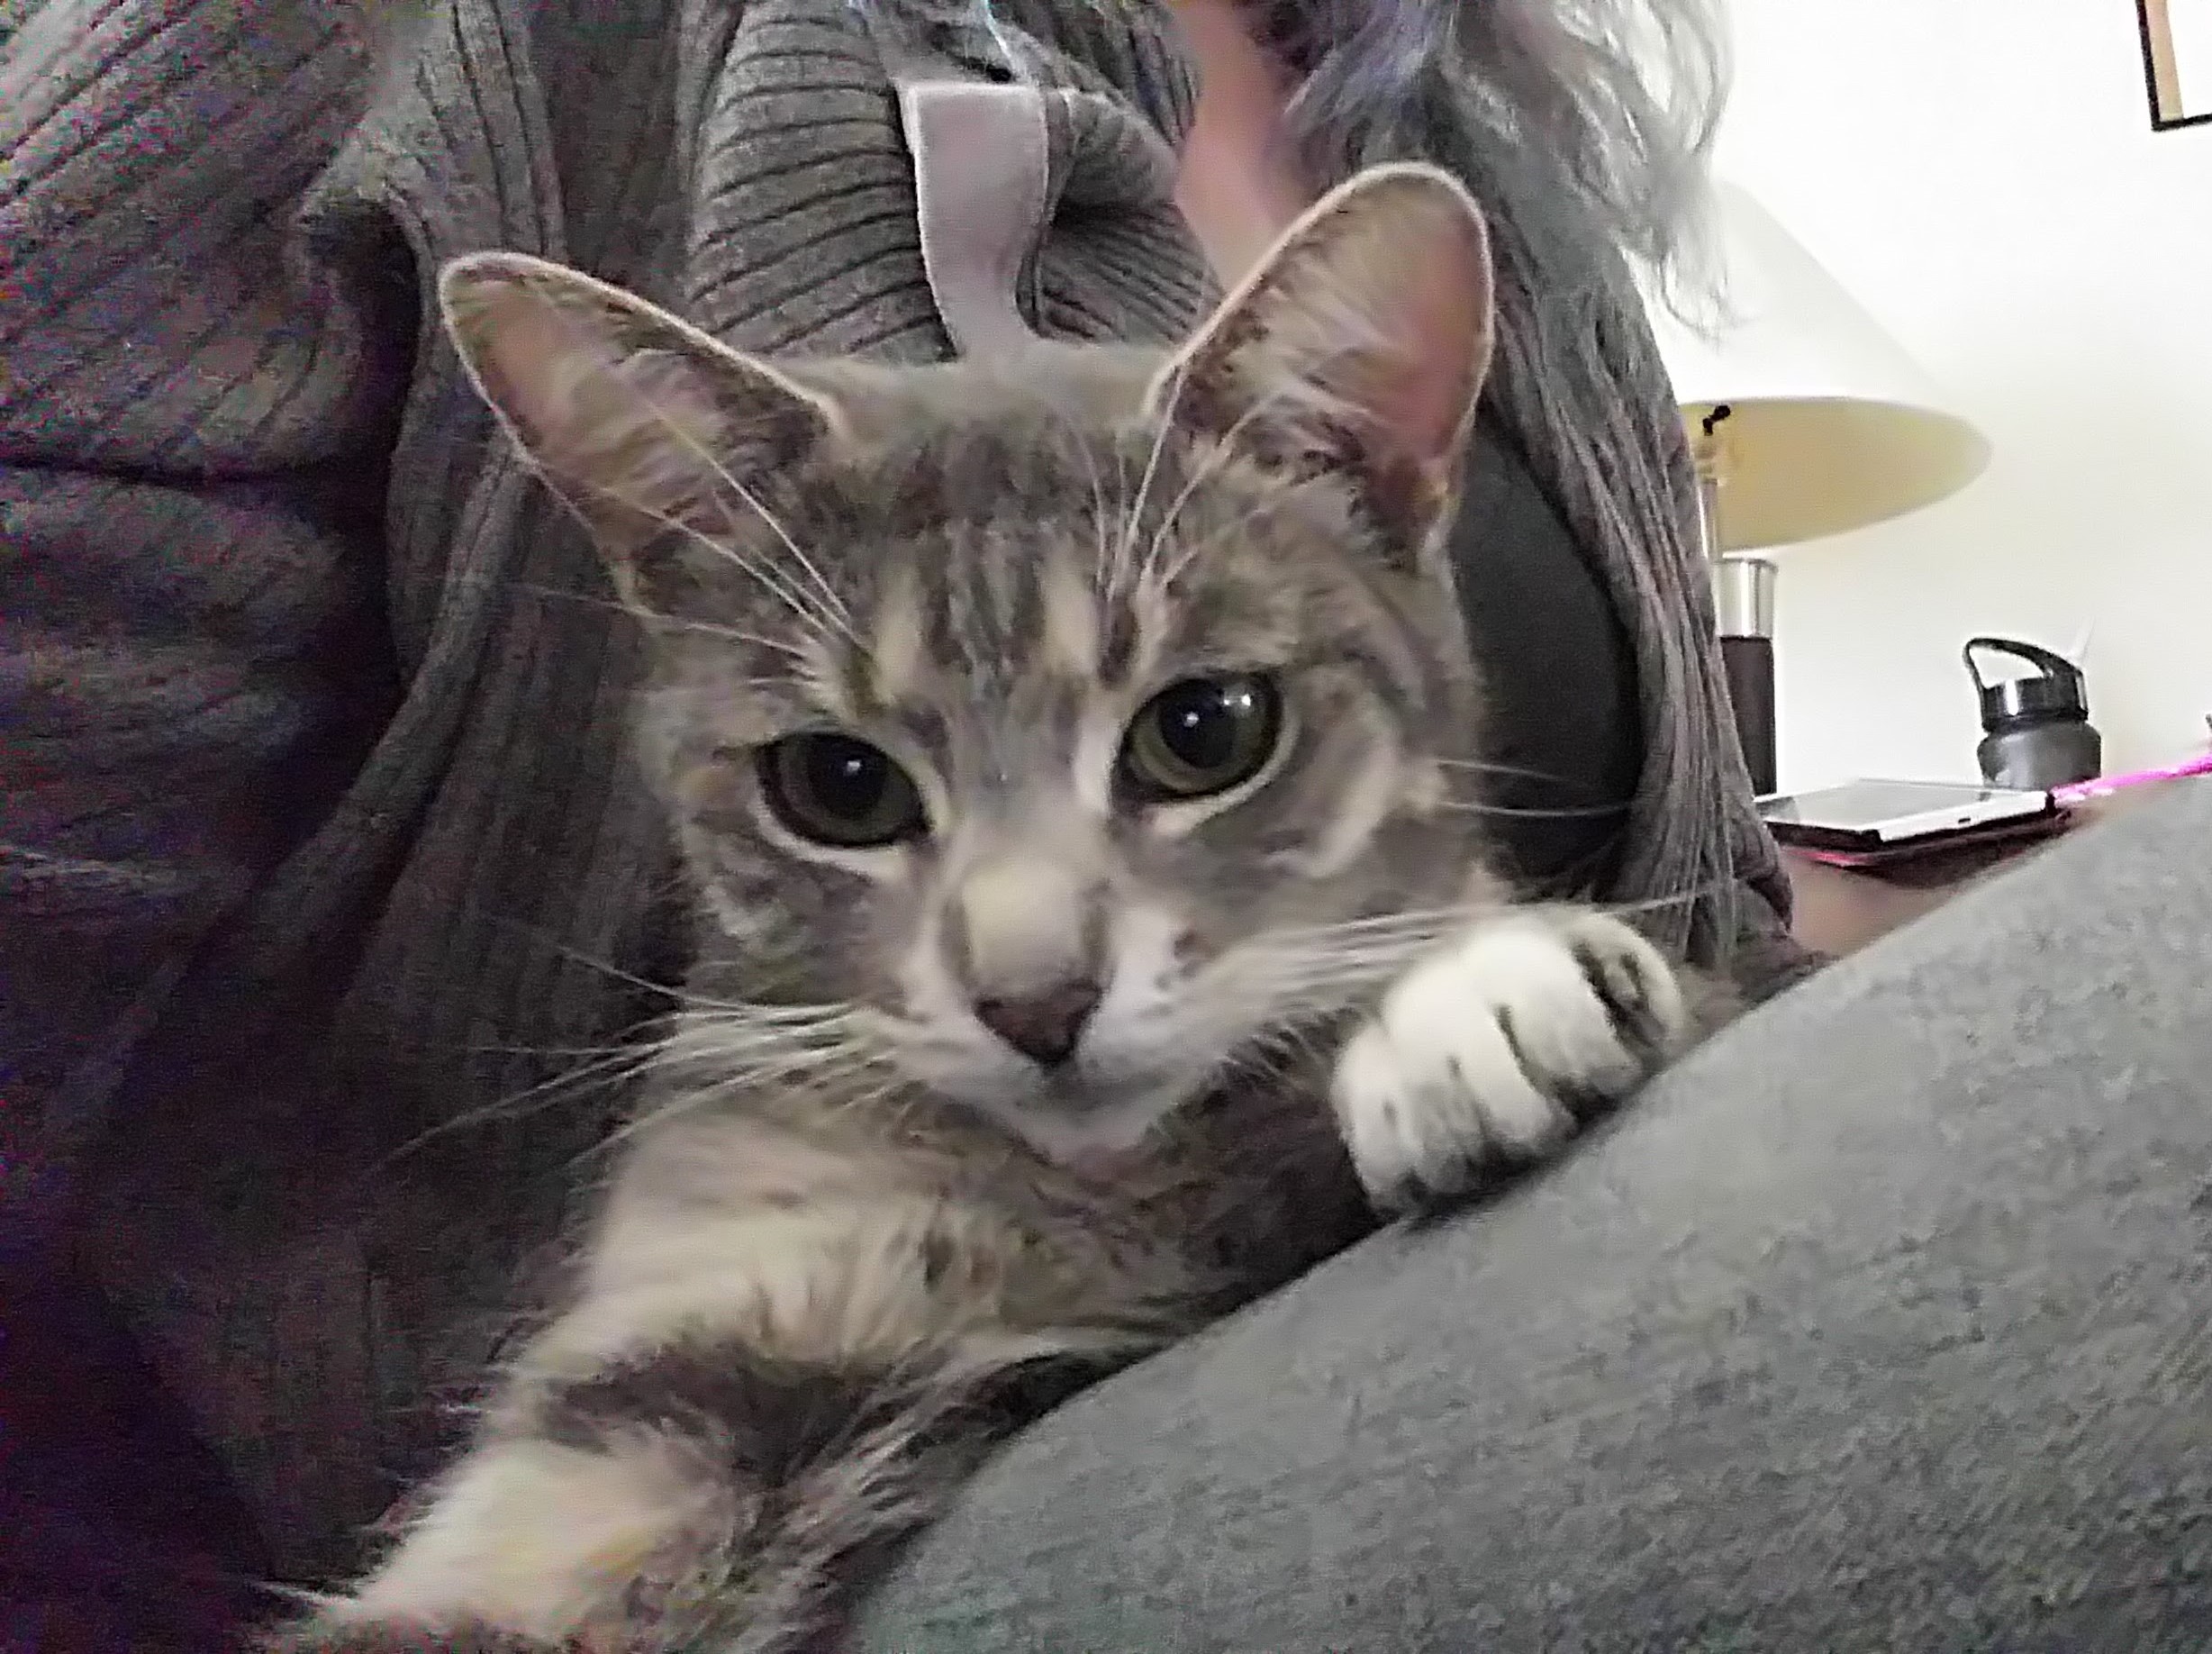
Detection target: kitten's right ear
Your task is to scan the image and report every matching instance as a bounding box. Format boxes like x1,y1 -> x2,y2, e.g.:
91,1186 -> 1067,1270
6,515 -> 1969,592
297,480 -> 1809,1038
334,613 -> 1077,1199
437,251 -> 839,612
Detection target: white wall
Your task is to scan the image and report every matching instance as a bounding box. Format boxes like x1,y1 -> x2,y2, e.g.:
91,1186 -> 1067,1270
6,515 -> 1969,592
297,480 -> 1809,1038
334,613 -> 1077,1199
1711,0 -> 2212,787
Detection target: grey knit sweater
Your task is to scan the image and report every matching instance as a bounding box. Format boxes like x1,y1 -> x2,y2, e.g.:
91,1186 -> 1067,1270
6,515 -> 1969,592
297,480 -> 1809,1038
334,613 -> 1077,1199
1,0 -> 1795,1569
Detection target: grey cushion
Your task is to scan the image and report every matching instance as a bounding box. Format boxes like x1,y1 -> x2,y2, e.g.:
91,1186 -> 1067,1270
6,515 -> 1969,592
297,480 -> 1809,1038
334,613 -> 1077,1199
860,778 -> 2212,1652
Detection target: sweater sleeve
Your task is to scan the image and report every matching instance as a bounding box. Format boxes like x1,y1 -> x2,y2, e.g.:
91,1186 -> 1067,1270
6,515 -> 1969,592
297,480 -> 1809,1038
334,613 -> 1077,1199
0,5 -> 414,1638
0,2 -> 402,1151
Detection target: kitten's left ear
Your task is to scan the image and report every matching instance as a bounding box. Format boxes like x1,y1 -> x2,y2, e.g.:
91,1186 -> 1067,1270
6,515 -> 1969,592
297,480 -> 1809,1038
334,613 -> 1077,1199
437,251 -> 840,613
1149,162 -> 1496,563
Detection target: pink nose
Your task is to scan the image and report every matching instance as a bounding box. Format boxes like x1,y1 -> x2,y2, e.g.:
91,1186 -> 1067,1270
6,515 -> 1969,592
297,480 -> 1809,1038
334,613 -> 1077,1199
974,982 -> 1101,1068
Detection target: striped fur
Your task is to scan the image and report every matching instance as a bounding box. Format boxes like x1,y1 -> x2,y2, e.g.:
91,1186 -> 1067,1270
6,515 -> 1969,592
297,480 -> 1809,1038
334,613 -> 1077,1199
283,168 -> 1726,1653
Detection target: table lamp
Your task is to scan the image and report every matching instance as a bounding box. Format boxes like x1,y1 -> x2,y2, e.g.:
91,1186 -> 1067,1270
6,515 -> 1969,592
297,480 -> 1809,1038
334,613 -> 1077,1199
1643,183 -> 1992,794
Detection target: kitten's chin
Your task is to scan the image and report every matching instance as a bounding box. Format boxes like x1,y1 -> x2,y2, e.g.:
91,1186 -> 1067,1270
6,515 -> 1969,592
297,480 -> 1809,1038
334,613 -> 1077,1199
1011,1085 -> 1185,1164
945,1068 -> 1209,1171
891,1034 -> 1219,1169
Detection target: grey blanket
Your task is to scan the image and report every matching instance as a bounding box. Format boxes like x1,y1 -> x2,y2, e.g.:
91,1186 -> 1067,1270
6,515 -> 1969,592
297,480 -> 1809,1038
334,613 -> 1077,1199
0,0 -> 1796,1570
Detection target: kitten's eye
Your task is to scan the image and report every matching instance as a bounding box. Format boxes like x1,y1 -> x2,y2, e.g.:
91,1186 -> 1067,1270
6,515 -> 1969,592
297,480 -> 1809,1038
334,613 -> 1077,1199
1119,674 -> 1283,804
757,733 -> 927,848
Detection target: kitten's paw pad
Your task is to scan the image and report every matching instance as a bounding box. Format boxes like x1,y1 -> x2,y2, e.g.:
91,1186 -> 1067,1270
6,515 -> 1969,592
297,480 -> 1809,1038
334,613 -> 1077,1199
1330,910 -> 1686,1211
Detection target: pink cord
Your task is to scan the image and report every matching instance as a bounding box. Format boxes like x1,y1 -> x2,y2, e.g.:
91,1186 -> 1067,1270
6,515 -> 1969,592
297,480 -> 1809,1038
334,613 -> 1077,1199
2052,750 -> 2212,804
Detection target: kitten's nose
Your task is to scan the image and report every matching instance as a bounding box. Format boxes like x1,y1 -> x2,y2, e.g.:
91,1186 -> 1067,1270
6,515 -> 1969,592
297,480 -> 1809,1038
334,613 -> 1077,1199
974,982 -> 1101,1068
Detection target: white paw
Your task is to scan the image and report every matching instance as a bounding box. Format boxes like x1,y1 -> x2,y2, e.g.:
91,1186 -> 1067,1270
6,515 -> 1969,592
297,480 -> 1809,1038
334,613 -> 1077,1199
1329,908 -> 1688,1211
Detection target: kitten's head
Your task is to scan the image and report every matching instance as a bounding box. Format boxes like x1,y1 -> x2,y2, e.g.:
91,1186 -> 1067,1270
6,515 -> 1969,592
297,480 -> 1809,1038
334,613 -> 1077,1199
441,164 -> 1505,1159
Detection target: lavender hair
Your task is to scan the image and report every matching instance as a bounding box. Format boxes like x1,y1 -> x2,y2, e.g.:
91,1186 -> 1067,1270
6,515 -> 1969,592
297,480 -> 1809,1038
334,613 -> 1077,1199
863,0 -> 1728,300
1256,0 -> 1727,296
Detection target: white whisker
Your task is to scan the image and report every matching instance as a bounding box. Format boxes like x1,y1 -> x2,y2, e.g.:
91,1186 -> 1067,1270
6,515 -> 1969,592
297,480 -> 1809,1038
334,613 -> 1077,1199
586,476 -> 854,648
1150,472 -> 1336,591
1134,382 -> 1317,593
1111,362 -> 1183,599
375,1043 -> 650,1167
497,939 -> 737,1013
1434,757 -> 1589,786
1132,334 -> 1377,594
660,1000 -> 869,1031
1263,904 -> 1491,943
504,284 -> 857,646
1598,879 -> 1736,917
500,579 -> 813,660
585,1015 -> 894,1159
553,300 -> 850,630
1070,425 -> 1116,596
820,1072 -> 914,1123
1434,798 -> 1628,821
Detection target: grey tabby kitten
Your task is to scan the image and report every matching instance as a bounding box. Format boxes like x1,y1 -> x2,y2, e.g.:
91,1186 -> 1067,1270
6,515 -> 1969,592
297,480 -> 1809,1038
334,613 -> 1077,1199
282,164 -> 1725,1654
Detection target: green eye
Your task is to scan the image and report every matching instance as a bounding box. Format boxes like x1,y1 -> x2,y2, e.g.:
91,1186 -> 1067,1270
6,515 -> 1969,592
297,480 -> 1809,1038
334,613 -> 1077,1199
1119,675 -> 1284,804
758,732 -> 927,848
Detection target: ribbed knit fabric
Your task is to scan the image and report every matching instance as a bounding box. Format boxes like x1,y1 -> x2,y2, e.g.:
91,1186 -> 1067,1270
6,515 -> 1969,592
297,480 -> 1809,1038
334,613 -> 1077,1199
0,0 -> 1800,1576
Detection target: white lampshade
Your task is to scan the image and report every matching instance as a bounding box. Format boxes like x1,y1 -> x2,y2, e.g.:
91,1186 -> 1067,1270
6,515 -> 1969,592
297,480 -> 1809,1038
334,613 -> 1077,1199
1646,183 -> 1991,551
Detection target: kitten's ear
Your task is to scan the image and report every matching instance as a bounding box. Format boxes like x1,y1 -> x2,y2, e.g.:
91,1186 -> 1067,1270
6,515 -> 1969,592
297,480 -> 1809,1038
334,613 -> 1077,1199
437,251 -> 839,612
1149,163 -> 1495,562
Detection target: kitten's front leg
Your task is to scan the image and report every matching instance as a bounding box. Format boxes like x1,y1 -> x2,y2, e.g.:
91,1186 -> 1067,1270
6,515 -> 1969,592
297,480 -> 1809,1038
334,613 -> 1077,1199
273,1213 -> 1131,1654
276,1337 -> 1111,1654
1330,906 -> 1700,1211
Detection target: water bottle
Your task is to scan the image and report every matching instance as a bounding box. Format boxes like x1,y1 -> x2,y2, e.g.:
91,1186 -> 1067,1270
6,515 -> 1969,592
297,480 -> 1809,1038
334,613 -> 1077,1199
1965,637 -> 2102,790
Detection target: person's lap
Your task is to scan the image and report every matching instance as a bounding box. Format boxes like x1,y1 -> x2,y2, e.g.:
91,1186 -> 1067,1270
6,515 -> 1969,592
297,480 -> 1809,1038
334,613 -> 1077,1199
857,777 -> 2212,1652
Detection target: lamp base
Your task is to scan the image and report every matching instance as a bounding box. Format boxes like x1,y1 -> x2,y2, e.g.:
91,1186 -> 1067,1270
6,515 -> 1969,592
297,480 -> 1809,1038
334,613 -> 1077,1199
1713,556 -> 1779,796
1720,633 -> 1777,795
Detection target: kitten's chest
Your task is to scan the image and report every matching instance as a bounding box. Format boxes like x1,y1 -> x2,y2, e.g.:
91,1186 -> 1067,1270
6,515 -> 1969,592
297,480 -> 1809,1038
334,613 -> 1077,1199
1163,1078 -> 1379,1299
989,1068 -> 1379,1319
